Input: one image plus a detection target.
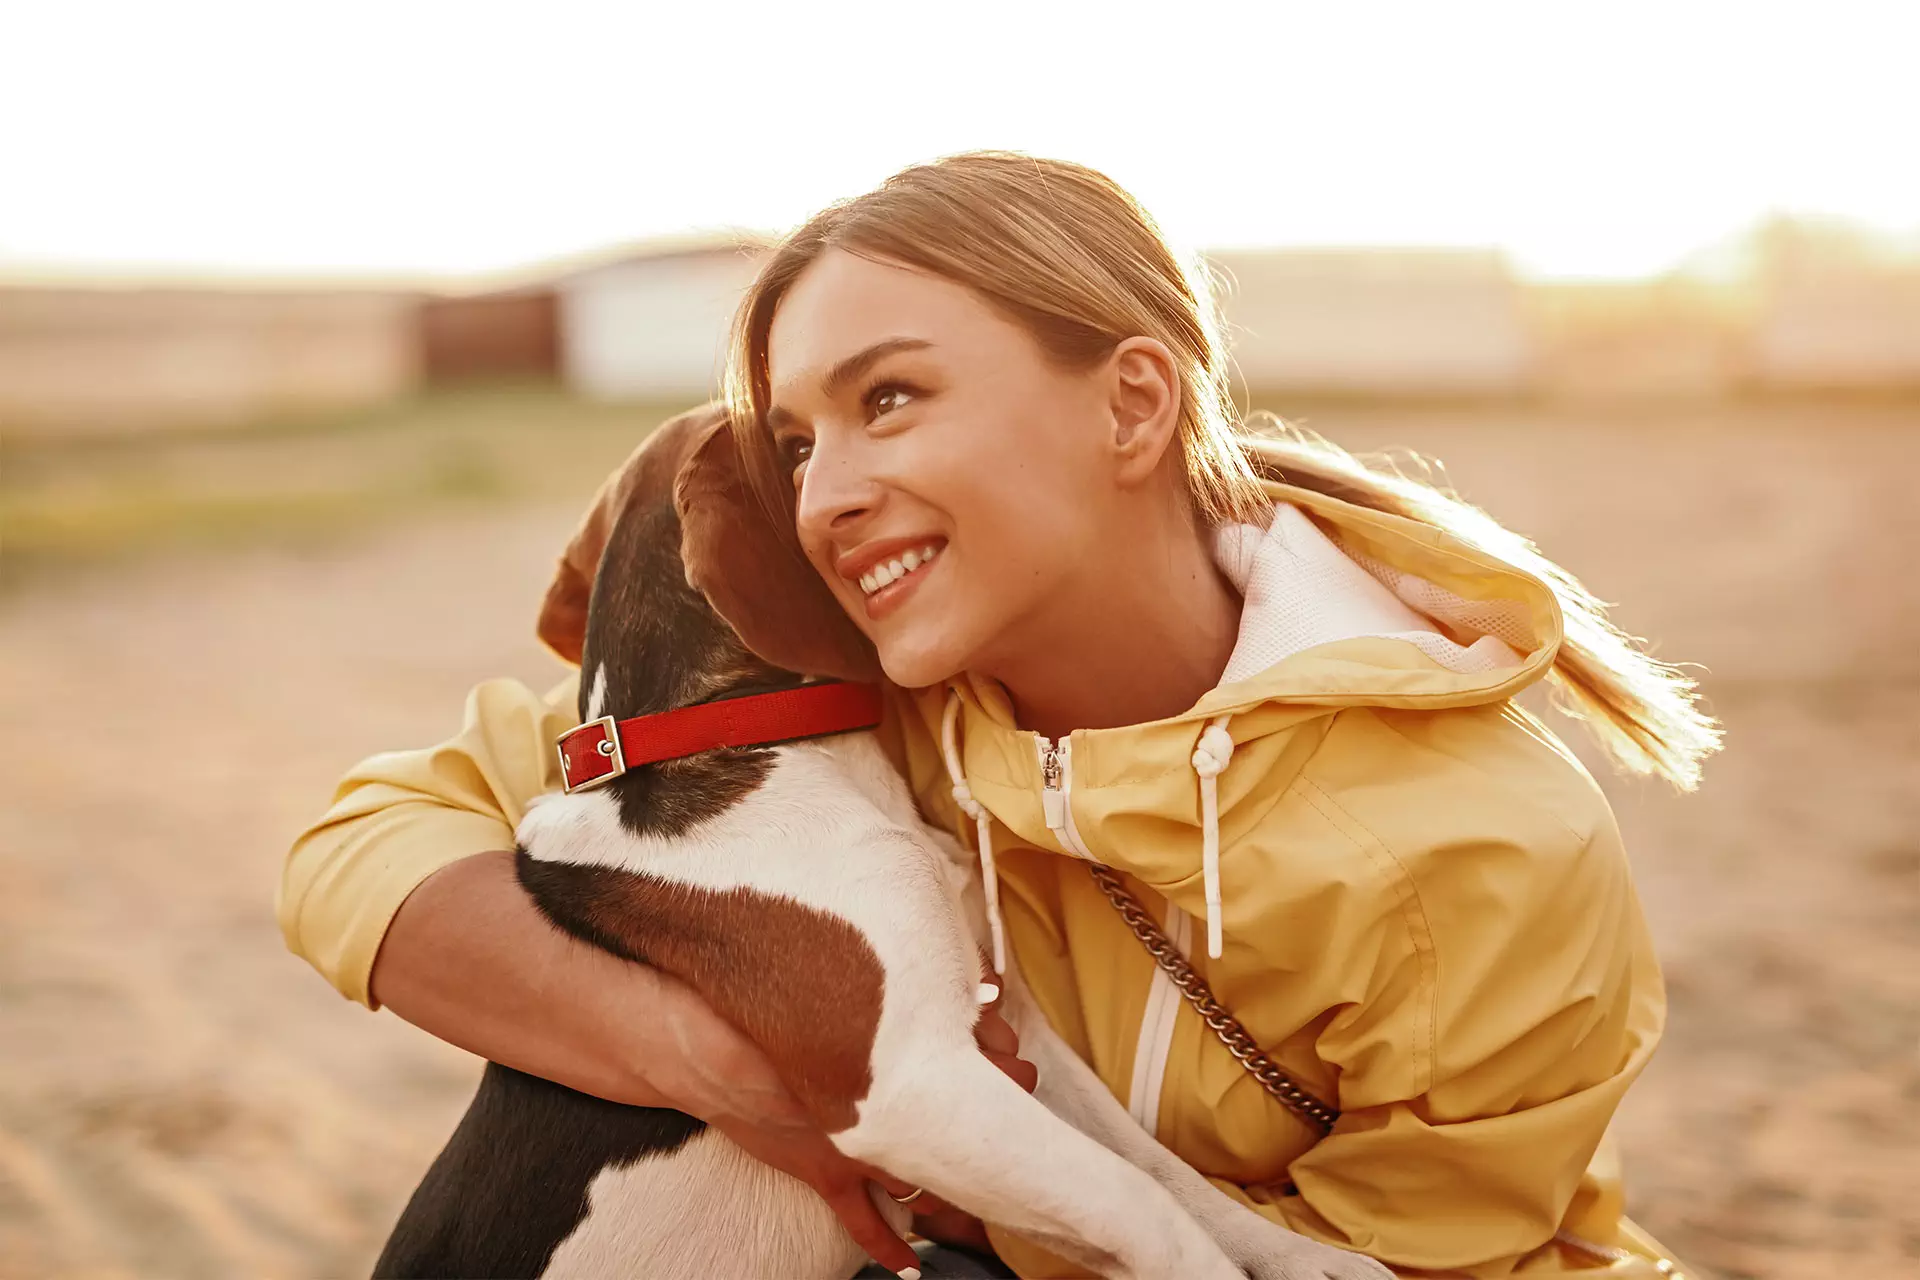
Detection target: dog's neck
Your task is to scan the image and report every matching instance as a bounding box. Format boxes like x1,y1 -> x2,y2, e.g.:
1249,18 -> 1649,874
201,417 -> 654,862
574,494 -> 813,837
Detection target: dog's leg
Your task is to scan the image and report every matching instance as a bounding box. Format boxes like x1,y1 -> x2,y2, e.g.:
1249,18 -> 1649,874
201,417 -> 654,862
931,826 -> 1385,1280
835,1044 -> 1245,1280
997,964 -> 1392,1280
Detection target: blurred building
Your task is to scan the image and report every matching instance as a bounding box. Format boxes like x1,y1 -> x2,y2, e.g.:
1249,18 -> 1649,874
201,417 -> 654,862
1208,248 -> 1534,396
0,284 -> 420,437
418,283 -> 559,384
7,221 -> 1913,440
555,234 -> 771,402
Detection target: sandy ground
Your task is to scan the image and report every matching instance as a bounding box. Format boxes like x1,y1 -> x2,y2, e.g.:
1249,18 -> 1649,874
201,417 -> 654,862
1,401 -> 1915,1280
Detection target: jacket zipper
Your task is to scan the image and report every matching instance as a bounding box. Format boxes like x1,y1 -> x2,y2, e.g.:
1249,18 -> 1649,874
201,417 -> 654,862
1036,735 -> 1091,857
1035,733 -> 1187,1137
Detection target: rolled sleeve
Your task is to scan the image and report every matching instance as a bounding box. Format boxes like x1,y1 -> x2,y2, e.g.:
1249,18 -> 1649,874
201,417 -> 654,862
276,674 -> 580,1006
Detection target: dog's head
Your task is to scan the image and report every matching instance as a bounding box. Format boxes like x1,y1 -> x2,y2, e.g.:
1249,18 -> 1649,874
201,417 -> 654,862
539,402 -> 880,717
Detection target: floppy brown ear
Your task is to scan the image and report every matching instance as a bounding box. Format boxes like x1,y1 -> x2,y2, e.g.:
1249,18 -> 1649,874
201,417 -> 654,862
535,402 -> 732,665
675,421 -> 881,683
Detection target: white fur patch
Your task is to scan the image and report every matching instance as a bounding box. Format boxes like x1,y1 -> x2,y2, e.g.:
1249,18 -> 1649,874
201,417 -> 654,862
584,663 -> 608,722
543,1127 -> 866,1279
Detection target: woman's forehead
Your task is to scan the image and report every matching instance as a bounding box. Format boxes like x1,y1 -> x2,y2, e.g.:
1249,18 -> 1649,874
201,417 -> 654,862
768,251 -> 1003,390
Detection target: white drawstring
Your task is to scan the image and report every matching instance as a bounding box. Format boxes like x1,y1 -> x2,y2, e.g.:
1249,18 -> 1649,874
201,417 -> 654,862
942,692 -> 1007,974
1190,715 -> 1236,960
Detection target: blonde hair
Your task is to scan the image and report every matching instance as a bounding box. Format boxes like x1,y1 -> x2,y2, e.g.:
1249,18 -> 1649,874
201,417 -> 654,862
724,151 -> 1721,790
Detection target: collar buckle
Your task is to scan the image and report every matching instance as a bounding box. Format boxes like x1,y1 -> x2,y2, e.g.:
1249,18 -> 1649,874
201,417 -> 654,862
557,715 -> 625,793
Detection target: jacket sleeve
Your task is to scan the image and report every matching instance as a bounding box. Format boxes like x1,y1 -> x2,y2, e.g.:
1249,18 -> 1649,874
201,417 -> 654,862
276,673 -> 581,1007
1245,773 -> 1666,1276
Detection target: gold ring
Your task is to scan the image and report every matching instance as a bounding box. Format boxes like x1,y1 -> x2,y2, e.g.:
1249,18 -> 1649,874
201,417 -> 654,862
888,1186 -> 926,1206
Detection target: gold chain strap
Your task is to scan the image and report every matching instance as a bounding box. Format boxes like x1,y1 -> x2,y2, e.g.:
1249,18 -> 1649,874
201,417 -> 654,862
1086,863 -> 1340,1137
1089,867 -> 1683,1274
1086,866 -> 1688,1272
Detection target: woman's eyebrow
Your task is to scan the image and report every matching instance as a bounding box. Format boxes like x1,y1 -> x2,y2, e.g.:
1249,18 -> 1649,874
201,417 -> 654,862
820,337 -> 933,398
768,337 -> 934,432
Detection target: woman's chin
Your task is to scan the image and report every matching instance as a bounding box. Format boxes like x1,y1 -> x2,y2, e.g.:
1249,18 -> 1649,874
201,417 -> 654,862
875,633 -> 969,691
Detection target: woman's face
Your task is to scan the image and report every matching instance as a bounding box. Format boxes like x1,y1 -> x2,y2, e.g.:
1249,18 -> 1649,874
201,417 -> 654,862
766,249 -> 1125,688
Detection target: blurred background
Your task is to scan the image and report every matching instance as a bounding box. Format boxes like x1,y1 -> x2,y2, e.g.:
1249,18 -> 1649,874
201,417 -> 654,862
2,4 -> 1916,1278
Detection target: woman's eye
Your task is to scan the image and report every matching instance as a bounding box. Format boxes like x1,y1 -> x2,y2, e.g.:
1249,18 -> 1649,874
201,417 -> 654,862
867,383 -> 914,418
780,437 -> 813,471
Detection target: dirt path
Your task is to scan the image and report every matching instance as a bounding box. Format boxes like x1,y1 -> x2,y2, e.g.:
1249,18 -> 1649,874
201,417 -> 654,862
2,405 -> 1915,1279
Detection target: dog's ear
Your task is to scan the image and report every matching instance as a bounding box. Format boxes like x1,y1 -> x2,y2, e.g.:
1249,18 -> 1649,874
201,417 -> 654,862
676,420 -> 882,683
536,402 -> 731,665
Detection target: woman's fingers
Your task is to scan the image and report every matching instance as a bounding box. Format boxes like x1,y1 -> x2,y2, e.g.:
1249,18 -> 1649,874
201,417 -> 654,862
973,1007 -> 1020,1057
973,1008 -> 1038,1093
912,1192 -> 995,1253
823,1180 -> 922,1278
627,958 -> 997,1275
711,1118 -> 919,1277
984,1047 -> 1039,1093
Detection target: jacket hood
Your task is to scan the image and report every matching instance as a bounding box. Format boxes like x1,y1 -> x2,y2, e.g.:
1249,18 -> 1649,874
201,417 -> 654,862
963,479 -> 1565,727
927,479 -> 1570,964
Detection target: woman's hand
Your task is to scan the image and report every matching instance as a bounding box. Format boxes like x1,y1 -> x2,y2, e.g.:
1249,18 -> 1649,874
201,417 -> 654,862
973,997 -> 1040,1094
371,850 -> 1035,1275
635,965 -> 930,1275
645,971 -> 1039,1270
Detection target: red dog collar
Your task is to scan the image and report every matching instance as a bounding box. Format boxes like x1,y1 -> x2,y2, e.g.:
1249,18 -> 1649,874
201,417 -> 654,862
556,681 -> 885,794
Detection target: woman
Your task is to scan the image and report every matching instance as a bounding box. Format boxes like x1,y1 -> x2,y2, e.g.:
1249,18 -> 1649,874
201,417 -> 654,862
280,152 -> 1715,1277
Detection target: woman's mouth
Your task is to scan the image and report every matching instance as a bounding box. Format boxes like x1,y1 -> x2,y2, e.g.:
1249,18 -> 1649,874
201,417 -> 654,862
853,542 -> 944,620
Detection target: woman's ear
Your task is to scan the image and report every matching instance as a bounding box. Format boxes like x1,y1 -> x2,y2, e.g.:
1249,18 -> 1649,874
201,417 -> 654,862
1107,336 -> 1183,486
676,421 -> 882,683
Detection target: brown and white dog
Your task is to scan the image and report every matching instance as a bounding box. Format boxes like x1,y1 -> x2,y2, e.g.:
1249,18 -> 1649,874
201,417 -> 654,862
373,408 -> 1388,1280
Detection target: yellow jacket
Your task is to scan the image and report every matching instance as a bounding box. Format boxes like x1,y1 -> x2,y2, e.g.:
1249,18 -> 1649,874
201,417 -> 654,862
279,480 -> 1684,1278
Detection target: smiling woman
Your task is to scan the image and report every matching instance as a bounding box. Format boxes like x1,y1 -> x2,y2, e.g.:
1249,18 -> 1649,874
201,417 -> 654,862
750,246 -> 1246,710
281,152 -> 1718,1278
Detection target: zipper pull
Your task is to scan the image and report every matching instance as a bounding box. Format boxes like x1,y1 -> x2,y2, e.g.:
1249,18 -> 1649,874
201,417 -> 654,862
1040,739 -> 1066,831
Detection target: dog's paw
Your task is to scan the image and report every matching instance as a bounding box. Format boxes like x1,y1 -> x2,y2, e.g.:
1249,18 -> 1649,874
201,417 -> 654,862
1282,1245 -> 1393,1280
1224,1226 -> 1394,1280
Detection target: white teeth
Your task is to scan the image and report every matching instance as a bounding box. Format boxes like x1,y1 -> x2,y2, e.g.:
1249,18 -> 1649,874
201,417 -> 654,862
857,542 -> 946,596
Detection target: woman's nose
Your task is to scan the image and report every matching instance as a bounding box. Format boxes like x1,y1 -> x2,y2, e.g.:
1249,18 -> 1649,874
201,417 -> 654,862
794,440 -> 880,540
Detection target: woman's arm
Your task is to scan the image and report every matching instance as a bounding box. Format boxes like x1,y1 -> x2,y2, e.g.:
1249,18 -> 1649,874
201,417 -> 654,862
371,848 -> 711,1111
278,675 -> 580,1005
1243,783 -> 1662,1276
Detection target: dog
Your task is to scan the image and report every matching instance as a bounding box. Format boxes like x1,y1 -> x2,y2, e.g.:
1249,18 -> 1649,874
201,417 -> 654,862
373,407 -> 1389,1280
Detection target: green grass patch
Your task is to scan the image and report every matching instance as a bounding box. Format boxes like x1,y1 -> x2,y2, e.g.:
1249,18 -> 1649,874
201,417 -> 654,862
0,384 -> 699,586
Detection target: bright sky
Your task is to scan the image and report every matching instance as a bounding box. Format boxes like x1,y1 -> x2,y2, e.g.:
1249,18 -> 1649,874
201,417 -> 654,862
3,0 -> 1915,281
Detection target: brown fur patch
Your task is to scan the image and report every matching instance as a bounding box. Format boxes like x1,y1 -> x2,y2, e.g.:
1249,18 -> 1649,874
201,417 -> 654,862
518,855 -> 885,1133
675,424 -> 880,683
536,403 -> 730,664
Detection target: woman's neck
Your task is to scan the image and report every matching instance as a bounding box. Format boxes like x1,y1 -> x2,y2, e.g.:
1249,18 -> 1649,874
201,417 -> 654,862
983,515 -> 1243,741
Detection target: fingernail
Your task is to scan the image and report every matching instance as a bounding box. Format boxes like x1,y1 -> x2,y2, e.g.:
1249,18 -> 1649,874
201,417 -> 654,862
900,1268 -> 921,1280
975,982 -> 1000,1005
